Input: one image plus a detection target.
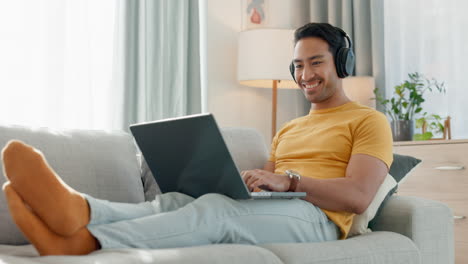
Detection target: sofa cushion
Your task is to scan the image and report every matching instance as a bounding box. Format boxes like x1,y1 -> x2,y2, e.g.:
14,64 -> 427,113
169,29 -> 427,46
0,233 -> 420,264
139,154 -> 161,201
261,231 -> 420,264
0,125 -> 144,245
348,174 -> 397,237
389,153 -> 422,194
367,154 -> 422,229
0,244 -> 283,264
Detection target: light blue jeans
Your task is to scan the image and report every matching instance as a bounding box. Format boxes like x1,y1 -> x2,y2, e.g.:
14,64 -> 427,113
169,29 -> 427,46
85,193 -> 340,249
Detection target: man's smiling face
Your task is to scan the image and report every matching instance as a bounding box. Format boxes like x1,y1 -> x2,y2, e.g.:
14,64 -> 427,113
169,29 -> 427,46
293,37 -> 341,104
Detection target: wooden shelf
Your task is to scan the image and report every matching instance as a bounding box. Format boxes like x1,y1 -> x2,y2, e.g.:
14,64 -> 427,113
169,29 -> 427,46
393,139 -> 468,147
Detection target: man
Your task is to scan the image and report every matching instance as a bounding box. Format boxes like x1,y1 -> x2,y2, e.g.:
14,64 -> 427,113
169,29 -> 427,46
1,23 -> 392,256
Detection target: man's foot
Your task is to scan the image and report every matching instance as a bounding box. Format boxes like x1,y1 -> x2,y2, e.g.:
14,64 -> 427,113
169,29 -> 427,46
3,182 -> 99,256
1,140 -> 90,236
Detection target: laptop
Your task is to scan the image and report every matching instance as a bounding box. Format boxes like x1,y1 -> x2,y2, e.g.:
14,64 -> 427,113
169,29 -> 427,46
129,113 -> 306,200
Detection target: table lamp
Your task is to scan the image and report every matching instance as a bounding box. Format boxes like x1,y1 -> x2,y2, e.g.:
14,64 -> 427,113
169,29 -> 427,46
237,29 -> 297,139
342,76 -> 376,108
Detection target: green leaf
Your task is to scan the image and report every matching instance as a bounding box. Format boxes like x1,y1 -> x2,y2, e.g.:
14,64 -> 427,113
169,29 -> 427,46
413,134 -> 423,141
437,123 -> 445,132
423,132 -> 434,139
415,117 -> 425,128
413,132 -> 433,141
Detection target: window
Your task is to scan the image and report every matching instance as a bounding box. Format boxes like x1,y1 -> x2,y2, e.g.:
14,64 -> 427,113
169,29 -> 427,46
0,0 -> 117,129
384,0 -> 467,138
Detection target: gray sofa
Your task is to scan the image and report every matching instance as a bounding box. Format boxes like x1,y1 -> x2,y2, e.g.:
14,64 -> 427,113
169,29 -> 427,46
0,125 -> 454,264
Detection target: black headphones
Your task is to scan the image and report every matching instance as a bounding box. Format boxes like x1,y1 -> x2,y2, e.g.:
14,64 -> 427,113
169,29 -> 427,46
289,27 -> 355,82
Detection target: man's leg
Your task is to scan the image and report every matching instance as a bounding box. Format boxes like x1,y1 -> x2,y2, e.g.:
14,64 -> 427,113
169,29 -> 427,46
1,140 -> 195,231
2,182 -> 99,256
86,192 -> 195,226
87,193 -> 340,249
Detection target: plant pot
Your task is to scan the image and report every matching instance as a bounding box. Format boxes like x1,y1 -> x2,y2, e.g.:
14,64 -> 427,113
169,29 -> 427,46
391,120 -> 414,141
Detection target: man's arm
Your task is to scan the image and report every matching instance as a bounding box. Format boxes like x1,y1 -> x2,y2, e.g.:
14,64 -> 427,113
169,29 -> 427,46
243,155 -> 387,214
262,161 -> 275,173
296,154 -> 388,214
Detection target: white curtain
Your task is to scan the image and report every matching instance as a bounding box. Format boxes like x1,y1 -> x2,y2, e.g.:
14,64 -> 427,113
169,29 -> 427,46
0,0 -> 118,129
112,0 -> 203,131
384,0 -> 466,138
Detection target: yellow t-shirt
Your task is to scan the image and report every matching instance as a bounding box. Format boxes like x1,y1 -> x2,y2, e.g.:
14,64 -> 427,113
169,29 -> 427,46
268,101 -> 393,239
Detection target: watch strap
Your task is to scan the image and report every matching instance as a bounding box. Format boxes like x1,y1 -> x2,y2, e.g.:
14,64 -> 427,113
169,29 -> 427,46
286,170 -> 300,192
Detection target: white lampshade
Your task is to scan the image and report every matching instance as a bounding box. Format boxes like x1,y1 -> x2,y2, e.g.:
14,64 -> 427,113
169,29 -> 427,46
237,29 -> 297,88
342,76 -> 376,108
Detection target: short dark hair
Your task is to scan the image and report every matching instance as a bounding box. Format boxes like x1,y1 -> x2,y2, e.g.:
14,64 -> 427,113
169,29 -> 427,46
294,23 -> 346,61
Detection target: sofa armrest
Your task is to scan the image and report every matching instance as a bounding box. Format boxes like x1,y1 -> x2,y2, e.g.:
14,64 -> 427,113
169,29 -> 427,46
372,195 -> 454,264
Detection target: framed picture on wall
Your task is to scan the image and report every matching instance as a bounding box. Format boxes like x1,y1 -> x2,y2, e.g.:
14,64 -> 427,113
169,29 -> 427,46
241,0 -> 270,30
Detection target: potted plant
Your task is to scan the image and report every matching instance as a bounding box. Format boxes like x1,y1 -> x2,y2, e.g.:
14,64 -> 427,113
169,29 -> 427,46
374,72 -> 446,141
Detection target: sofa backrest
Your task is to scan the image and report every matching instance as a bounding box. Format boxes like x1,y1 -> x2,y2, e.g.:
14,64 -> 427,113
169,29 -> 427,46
0,125 -> 144,245
221,127 -> 269,172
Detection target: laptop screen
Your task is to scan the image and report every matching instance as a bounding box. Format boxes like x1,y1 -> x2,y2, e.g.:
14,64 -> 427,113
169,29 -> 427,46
129,113 -> 251,199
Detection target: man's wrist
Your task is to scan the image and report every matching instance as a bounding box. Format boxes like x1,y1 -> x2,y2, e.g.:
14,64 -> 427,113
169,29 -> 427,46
285,170 -> 301,192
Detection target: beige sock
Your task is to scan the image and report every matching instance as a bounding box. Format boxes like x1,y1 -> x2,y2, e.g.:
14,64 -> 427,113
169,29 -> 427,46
2,140 -> 90,236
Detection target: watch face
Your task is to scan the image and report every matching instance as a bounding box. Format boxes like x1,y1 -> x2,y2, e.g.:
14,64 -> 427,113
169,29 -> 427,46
286,170 -> 300,177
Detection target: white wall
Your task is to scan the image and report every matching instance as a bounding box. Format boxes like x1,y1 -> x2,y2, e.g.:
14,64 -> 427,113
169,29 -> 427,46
205,0 -> 309,145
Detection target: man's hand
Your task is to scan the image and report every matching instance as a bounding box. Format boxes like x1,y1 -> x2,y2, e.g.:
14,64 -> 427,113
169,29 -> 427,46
240,169 -> 290,192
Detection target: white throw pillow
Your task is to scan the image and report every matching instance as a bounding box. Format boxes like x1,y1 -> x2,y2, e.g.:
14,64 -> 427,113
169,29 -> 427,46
348,173 -> 397,237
